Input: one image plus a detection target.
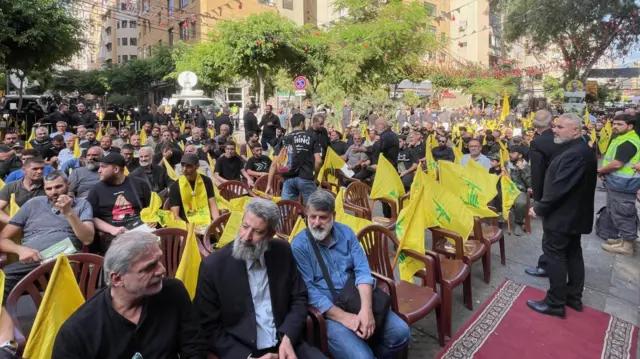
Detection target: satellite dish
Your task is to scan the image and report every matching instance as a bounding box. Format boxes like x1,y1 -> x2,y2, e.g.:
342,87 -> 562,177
177,71 -> 198,92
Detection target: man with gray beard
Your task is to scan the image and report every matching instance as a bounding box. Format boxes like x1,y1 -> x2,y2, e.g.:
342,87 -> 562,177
68,146 -> 103,198
194,198 -> 326,359
130,146 -> 173,193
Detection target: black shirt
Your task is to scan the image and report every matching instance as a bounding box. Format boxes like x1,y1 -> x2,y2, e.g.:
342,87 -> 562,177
168,174 -> 215,221
614,141 -> 637,163
243,112 -> 260,140
314,127 -> 330,158
330,140 -> 348,156
259,113 -> 280,140
432,146 -> 455,162
372,129 -> 400,168
283,130 -> 322,180
397,147 -> 418,172
52,278 -> 207,359
245,155 -> 272,174
214,155 -> 245,181
86,176 -> 152,228
214,114 -> 233,135
411,142 -> 426,160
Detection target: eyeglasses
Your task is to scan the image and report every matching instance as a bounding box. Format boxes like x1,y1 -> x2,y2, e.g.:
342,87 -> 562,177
468,145 -> 481,148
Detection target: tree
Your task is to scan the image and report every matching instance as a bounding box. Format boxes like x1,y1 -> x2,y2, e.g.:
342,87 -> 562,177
542,76 -> 564,103
498,0 -> 640,83
172,41 -> 234,93
0,0 -> 83,109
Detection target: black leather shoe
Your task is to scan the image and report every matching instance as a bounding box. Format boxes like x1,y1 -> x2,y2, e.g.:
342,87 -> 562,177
525,267 -> 548,277
566,300 -> 584,312
526,299 -> 566,318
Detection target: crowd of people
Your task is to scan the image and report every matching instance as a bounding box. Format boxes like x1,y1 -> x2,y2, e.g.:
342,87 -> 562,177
0,98 -> 635,358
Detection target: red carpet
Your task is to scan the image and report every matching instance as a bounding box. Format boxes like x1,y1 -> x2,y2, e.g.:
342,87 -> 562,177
437,280 -> 638,359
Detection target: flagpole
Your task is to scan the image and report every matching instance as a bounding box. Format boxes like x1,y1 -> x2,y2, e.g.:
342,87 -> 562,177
391,247 -> 401,270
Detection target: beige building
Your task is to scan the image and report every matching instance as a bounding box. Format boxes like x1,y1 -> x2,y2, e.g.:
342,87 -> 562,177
95,0 -> 140,66
448,0 -> 501,65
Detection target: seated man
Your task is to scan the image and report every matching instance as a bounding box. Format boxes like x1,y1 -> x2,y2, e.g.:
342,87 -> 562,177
213,141 -> 253,186
100,136 -> 120,156
329,131 -> 348,156
244,143 -> 272,180
79,129 -> 99,150
130,146 -> 173,193
121,144 -> 141,172
49,121 -> 73,141
168,153 -> 220,225
0,157 -> 46,225
240,131 -> 260,160
194,198 -> 326,359
214,124 -> 231,144
291,190 -> 411,359
55,135 -> 78,169
341,133 -> 368,177
397,135 -> 418,191
0,170 -> 94,302
87,153 -> 151,250
5,149 -> 54,183
506,146 -> 532,236
186,127 -> 204,149
53,232 -> 207,358
68,146 -> 103,198
175,145 -> 212,178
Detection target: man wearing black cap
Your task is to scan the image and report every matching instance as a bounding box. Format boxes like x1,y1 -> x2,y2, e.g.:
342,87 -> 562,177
506,146 -> 532,236
86,153 -> 152,250
168,153 -> 220,224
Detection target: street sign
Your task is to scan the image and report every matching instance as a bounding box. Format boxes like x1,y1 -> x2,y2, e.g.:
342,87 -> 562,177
295,90 -> 306,97
294,76 -> 307,90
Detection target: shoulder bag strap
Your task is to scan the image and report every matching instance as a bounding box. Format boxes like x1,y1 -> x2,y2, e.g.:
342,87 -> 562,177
126,177 -> 145,210
305,229 -> 338,302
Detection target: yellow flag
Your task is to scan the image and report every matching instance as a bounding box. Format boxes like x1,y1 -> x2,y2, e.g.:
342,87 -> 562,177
589,128 -> 597,147
26,128 -> 35,150
289,217 -> 307,242
370,155 -> 405,202
207,153 -> 216,171
335,188 -> 372,235
157,209 -> 187,230
175,224 -> 202,300
0,178 -> 5,191
584,108 -> 590,126
141,191 -> 162,223
73,137 -> 81,158
229,196 -> 251,212
162,157 -> 179,181
96,128 -> 103,141
425,136 -> 437,179
23,255 -> 85,359
395,181 -> 429,281
179,140 -> 185,151
124,166 -> 130,176
213,185 -> 230,211
453,145 -> 463,164
500,93 -> 510,122
139,129 -> 147,146
208,128 -> 215,138
500,175 -> 521,220
216,211 -> 243,248
316,147 -> 347,191
422,174 -> 474,242
180,120 -> 186,133
438,161 -> 497,218
598,122 -> 612,154
9,194 -> 19,218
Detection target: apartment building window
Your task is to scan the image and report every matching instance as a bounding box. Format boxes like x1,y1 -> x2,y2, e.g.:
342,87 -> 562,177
167,0 -> 174,15
122,21 -> 127,28
118,55 -> 121,62
191,22 -> 196,37
259,0 -> 275,5
117,38 -> 121,46
180,0 -> 187,8
106,27 -> 111,36
122,55 -> 128,62
429,26 -> 437,34
489,34 -> 500,48
179,22 -> 189,41
168,28 -> 174,46
122,38 -> 128,46
117,21 -> 120,29
423,2 -> 436,16
282,0 -> 293,10
145,45 -> 151,58
120,2 -> 127,10
441,32 -> 446,41
130,38 -> 137,46
106,43 -> 112,51
131,55 -> 137,60
130,20 -> 136,28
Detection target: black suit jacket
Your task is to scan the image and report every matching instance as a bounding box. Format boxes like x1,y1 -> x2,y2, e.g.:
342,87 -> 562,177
214,114 -> 234,135
194,240 -> 309,359
534,138 -> 597,234
529,128 -> 561,201
243,112 -> 260,139
130,164 -> 173,192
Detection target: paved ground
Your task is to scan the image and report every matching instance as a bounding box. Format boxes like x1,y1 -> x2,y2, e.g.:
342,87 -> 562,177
404,185 -> 640,358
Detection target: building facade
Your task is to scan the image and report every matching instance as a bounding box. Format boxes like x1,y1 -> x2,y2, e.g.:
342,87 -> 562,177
448,0 -> 500,65
95,0 -> 139,67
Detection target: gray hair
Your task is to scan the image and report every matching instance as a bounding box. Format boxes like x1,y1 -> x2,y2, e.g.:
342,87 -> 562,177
36,126 -> 48,135
244,198 -> 281,232
87,146 -> 105,157
533,110 -> 552,128
139,146 -> 154,156
56,121 -> 67,127
103,232 -> 160,285
375,117 -> 390,129
307,190 -> 335,213
558,113 -> 582,129
44,170 -> 68,183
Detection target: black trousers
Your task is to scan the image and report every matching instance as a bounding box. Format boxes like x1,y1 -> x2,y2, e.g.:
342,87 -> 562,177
541,228 -> 584,308
3,262 -> 40,304
252,341 -> 327,359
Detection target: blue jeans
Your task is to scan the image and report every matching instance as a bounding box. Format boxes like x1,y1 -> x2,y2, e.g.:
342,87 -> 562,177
282,177 -> 317,204
325,310 -> 410,359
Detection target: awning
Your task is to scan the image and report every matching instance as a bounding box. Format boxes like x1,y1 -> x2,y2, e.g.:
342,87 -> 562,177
441,90 -> 456,99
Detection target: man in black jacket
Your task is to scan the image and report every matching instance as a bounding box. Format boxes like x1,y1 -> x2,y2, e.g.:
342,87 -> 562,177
214,107 -> 234,136
72,102 -> 98,129
194,198 -> 326,359
259,105 -> 280,150
130,146 -> 173,193
526,113 -> 597,318
525,110 -> 562,278
243,104 -> 260,142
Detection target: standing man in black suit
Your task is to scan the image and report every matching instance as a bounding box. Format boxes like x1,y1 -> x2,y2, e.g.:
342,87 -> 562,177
215,107 -> 234,136
194,198 -> 327,359
527,113 -> 597,318
244,104 -> 260,142
525,110 -> 561,278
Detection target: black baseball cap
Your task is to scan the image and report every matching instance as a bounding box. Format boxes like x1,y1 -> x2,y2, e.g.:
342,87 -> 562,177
99,153 -> 126,167
181,153 -> 199,165
11,141 -> 24,149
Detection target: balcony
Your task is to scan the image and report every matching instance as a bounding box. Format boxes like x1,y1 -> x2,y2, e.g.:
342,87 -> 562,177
489,14 -> 501,30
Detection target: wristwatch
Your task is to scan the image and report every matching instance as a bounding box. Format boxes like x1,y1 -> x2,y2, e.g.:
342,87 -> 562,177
0,340 -> 18,355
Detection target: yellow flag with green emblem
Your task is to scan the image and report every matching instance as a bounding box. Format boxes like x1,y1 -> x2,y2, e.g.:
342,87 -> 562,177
316,147 -> 348,192
23,255 -> 85,359
425,136 -> 438,179
335,187 -> 372,235
157,209 -> 187,230
422,174 -> 474,242
370,155 -> 405,202
395,183 -> 429,281
216,211 -> 243,248
26,128 -> 35,149
438,161 -> 497,218
175,224 -> 202,300
141,191 -> 162,223
500,175 -> 521,220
